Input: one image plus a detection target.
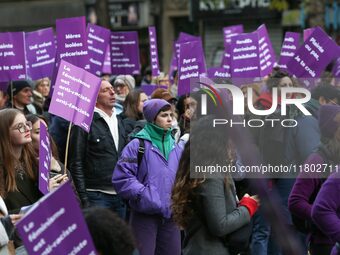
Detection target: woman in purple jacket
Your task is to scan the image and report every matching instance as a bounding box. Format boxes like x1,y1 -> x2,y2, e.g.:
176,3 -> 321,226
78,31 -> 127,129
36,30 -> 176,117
288,104 -> 340,255
312,169 -> 340,255
112,99 -> 184,255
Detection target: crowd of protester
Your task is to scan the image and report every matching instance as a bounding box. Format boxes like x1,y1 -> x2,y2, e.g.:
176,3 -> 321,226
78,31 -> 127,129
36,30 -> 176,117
0,62 -> 339,255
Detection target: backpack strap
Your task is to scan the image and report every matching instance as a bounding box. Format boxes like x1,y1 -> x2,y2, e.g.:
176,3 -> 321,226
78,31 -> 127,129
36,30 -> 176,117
137,138 -> 145,168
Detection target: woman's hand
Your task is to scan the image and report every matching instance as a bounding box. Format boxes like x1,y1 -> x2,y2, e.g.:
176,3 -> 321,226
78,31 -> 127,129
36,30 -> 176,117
9,214 -> 22,225
243,193 -> 260,206
48,174 -> 68,191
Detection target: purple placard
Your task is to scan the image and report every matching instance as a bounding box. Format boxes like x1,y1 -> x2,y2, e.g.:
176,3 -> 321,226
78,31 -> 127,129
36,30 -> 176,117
178,40 -> 207,96
287,27 -> 339,84
49,59 -> 101,132
102,44 -> 111,74
221,25 -> 244,70
175,32 -> 199,60
230,32 -> 261,83
55,16 -> 89,72
207,67 -> 231,79
257,24 -> 276,77
141,84 -> 168,96
148,26 -> 160,77
86,24 -> 110,76
278,32 -> 300,71
303,28 -> 315,41
39,122 -> 51,195
110,31 -> 140,75
16,182 -> 96,255
0,32 -> 26,82
223,25 -> 244,48
169,33 -> 200,83
25,28 -> 56,80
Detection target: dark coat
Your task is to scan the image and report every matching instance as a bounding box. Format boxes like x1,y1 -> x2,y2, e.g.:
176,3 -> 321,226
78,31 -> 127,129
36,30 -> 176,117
4,173 -> 42,214
68,112 -> 126,207
183,178 -> 251,255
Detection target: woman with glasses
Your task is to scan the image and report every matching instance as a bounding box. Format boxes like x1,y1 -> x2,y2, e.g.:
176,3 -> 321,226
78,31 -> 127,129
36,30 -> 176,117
0,108 -> 42,214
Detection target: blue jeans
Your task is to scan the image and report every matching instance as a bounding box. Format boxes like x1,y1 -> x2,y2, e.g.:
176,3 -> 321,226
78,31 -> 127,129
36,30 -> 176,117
251,210 -> 270,255
87,191 -> 126,220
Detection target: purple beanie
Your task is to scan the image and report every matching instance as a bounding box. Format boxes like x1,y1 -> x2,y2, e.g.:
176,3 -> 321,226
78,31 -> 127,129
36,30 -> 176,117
319,104 -> 340,139
143,99 -> 171,122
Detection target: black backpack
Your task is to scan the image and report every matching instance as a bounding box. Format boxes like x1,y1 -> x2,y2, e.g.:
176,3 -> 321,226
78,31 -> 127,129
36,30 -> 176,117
137,138 -> 145,168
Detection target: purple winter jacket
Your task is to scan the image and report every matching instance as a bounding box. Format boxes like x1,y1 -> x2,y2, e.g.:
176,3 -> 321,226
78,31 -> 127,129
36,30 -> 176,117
312,171 -> 340,254
112,138 -> 184,218
288,152 -> 333,245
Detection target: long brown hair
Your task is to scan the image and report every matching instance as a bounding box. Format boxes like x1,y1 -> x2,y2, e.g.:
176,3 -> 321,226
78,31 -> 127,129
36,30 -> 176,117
0,109 -> 37,196
171,140 -> 205,229
171,115 -> 233,229
123,89 -> 145,120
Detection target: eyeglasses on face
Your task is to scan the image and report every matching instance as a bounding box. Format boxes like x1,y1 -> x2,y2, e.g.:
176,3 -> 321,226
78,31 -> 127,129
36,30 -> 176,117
12,121 -> 33,133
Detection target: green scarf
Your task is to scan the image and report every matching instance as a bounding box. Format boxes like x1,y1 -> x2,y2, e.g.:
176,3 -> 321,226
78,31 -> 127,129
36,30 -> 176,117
134,123 -> 175,160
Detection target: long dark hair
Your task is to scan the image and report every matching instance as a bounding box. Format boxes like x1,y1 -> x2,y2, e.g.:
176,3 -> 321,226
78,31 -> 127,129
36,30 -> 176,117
171,115 -> 232,228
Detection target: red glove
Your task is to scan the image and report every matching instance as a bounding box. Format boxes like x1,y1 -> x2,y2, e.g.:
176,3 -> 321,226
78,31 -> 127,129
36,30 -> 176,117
239,196 -> 259,217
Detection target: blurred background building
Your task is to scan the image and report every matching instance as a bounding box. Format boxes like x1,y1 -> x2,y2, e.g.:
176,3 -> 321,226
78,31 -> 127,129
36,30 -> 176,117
0,0 -> 338,74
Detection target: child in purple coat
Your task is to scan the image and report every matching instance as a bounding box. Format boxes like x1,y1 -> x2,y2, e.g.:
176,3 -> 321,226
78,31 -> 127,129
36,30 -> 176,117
112,99 -> 184,255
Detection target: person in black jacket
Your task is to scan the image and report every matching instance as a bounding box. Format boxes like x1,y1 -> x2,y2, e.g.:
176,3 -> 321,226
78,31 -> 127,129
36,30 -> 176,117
68,80 -> 127,219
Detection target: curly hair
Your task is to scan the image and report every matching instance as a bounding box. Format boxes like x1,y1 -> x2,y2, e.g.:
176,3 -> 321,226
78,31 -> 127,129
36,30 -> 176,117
171,140 -> 205,229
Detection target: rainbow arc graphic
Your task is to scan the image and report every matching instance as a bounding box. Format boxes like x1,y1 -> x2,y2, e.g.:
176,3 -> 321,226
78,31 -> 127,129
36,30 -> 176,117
197,82 -> 223,107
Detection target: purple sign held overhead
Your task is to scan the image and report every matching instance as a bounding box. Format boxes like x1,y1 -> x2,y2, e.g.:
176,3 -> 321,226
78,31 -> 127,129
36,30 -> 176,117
86,24 -> 110,76
230,32 -> 261,83
278,32 -> 300,71
169,33 -> 200,83
110,31 -> 140,75
102,45 -> 111,74
39,122 -> 51,195
25,28 -> 56,80
148,26 -> 160,77
178,40 -> 207,96
0,32 -> 26,82
55,16 -> 89,71
221,25 -> 244,71
287,27 -> 339,87
16,182 -> 96,255
223,25 -> 244,49
257,24 -> 276,77
49,60 -> 101,132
